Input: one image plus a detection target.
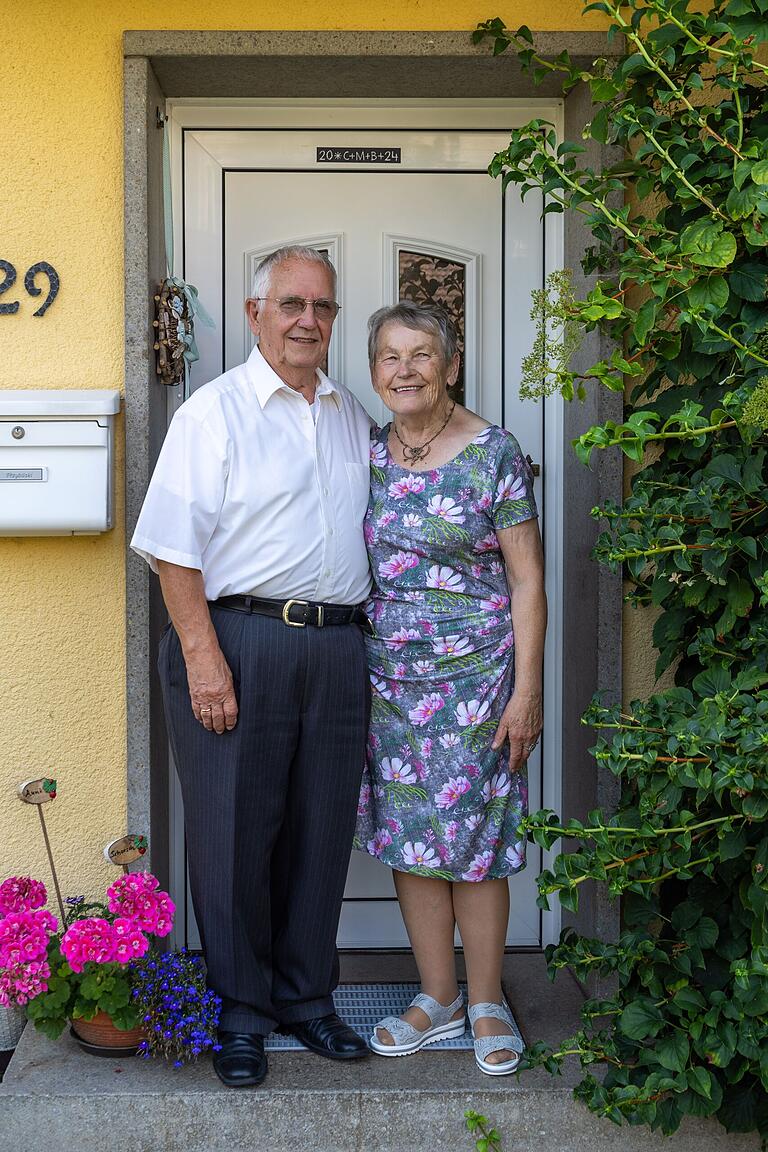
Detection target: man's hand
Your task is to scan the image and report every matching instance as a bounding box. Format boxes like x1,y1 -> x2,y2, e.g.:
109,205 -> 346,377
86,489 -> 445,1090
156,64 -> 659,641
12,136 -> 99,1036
157,560 -> 238,735
491,690 -> 543,774
185,646 -> 238,734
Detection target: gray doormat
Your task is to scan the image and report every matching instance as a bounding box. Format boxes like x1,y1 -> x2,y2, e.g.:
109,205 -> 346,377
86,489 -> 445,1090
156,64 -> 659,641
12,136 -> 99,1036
265,982 -> 522,1051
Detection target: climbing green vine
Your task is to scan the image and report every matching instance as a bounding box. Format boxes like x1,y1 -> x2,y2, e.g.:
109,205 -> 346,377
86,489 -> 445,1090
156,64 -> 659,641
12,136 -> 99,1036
476,0 -> 768,1141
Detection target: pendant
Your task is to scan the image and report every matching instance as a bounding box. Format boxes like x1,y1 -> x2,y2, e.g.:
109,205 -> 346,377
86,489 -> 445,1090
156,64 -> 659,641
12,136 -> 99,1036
402,443 -> 430,463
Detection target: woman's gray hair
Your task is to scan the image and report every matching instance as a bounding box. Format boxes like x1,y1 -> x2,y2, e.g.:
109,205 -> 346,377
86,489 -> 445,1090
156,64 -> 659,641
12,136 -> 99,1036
367,300 -> 459,367
251,246 -> 337,299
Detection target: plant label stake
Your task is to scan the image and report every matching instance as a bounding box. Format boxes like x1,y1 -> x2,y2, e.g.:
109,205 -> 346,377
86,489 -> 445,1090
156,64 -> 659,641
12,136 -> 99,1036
104,833 -> 148,873
17,778 -> 66,924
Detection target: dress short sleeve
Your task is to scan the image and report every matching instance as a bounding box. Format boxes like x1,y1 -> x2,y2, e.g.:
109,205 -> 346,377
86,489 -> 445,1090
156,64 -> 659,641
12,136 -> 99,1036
490,430 -> 538,531
130,407 -> 228,573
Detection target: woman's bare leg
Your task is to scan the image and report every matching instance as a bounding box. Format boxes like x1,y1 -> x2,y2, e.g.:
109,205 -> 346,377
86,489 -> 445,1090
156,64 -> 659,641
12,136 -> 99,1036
452,878 -> 514,1064
375,871 -> 464,1045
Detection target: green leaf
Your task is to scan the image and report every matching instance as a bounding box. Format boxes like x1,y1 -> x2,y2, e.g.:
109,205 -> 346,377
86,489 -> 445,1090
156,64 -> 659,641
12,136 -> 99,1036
656,1031 -> 690,1073
619,998 -> 665,1040
680,221 -> 738,269
687,276 -> 729,311
750,158 -> 768,185
729,261 -> 768,302
687,1066 -> 714,1099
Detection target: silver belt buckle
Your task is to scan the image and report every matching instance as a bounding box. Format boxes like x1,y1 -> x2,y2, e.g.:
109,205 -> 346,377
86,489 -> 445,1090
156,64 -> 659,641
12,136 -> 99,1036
282,599 -> 308,627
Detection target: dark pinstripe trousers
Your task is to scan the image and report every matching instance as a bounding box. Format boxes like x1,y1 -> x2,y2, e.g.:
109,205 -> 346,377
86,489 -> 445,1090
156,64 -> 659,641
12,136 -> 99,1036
158,606 -> 369,1035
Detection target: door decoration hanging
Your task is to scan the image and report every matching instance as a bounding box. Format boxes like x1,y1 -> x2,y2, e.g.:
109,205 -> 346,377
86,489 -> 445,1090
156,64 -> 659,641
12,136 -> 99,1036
153,111 -> 214,389
153,279 -> 209,387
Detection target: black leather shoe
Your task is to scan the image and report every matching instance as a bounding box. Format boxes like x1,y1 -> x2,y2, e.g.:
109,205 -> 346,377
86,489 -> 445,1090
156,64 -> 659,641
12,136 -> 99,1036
213,1031 -> 268,1087
288,1013 -> 369,1060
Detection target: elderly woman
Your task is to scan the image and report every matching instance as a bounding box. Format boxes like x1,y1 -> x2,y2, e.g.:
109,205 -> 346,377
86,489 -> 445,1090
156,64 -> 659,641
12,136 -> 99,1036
356,300 -> 546,1075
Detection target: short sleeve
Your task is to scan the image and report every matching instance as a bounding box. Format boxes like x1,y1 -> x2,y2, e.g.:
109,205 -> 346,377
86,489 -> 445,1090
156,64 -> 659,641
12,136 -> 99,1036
490,431 -> 538,530
130,406 -> 228,573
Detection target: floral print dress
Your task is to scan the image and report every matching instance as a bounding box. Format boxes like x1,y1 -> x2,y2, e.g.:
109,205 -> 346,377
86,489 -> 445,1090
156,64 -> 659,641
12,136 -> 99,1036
354,424 -> 538,881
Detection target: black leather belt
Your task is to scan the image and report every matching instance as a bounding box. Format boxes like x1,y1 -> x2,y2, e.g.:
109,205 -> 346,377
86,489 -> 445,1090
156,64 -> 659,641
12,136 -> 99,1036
211,594 -> 373,633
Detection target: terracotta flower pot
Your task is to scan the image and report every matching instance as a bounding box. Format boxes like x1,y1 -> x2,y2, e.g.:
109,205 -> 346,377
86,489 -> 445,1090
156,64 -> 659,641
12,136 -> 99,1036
71,1011 -> 144,1055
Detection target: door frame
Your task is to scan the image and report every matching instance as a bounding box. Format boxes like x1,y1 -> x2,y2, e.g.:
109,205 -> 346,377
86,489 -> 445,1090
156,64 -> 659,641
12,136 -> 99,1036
170,104 -> 562,949
123,34 -> 624,979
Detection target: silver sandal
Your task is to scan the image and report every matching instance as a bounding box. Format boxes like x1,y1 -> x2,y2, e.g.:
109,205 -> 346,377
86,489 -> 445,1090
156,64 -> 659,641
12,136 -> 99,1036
468,1000 -> 524,1075
370,992 -> 465,1055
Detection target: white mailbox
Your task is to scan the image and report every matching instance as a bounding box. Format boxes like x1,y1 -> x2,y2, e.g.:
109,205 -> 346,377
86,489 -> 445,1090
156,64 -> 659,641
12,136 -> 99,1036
0,390 -> 120,535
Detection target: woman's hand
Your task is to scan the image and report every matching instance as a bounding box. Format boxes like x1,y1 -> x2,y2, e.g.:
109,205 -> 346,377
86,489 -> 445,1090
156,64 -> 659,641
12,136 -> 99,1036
491,691 -> 543,773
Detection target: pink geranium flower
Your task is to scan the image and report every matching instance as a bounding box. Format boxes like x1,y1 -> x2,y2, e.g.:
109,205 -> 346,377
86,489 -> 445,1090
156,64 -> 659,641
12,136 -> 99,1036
60,918 -> 116,973
107,872 -> 174,937
0,877 -> 48,915
434,775 -> 472,809
408,692 -> 445,726
456,699 -> 491,727
462,850 -> 495,882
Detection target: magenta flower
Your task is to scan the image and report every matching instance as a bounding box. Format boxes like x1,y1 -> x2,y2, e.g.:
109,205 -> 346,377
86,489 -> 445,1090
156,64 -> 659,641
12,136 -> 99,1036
384,627 -> 420,651
434,775 -> 472,809
388,474 -> 426,499
0,877 -> 48,915
61,918 -> 116,973
473,532 -> 499,554
461,850 -> 495,882
408,692 -> 446,726
111,918 -> 150,964
378,550 -> 420,580
367,828 -> 393,857
107,872 -> 175,937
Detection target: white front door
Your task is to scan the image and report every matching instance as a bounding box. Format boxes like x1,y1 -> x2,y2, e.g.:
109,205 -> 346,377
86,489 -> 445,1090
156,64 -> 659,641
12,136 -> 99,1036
175,112 -> 557,950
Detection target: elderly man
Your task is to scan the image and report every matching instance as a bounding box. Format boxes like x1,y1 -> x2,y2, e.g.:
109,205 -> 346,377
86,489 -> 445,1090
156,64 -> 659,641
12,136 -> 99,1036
131,247 -> 372,1087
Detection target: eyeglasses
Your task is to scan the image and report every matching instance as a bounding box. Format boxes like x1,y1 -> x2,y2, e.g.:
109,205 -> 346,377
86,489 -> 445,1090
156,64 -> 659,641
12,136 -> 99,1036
254,296 -> 340,321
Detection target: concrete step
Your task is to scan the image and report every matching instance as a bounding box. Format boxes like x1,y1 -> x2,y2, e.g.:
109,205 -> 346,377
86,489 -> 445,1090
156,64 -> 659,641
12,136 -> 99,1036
0,956 -> 759,1152
0,1024 -> 759,1152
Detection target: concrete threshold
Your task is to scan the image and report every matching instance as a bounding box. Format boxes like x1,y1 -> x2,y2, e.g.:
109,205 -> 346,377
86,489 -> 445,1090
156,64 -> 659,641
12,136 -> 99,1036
0,955 -> 759,1152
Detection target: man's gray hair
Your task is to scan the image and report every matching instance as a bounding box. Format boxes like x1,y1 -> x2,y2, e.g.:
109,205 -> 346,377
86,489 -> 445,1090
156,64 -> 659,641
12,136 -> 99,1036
367,300 -> 459,367
250,246 -> 337,300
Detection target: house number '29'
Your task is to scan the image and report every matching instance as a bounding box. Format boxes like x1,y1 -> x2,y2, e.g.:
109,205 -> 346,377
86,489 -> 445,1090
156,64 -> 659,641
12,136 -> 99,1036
0,260 -> 60,317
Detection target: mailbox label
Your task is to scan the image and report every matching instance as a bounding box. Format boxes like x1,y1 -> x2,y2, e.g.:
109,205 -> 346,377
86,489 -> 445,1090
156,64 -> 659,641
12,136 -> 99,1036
0,468 -> 47,481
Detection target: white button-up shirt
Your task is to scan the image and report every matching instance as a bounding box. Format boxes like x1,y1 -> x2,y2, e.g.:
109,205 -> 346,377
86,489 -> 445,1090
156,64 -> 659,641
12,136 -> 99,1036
131,346 -> 373,604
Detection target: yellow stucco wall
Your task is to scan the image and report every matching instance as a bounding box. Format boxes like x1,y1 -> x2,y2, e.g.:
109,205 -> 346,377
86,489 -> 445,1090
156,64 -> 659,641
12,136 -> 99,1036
0,1 -> 603,902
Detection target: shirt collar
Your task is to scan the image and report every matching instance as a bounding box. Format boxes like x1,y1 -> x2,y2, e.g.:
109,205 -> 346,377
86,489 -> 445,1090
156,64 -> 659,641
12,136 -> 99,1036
246,345 -> 342,411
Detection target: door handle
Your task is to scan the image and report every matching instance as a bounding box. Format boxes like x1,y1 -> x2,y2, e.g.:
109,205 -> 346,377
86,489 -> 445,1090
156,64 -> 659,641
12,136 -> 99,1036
526,454 -> 541,477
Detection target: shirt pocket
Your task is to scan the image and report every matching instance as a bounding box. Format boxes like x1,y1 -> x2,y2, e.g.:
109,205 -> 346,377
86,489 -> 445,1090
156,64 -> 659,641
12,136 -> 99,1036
345,461 -> 371,524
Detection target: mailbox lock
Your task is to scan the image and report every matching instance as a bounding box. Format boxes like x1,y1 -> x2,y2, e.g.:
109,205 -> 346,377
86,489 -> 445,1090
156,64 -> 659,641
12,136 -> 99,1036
11,426 -> 25,440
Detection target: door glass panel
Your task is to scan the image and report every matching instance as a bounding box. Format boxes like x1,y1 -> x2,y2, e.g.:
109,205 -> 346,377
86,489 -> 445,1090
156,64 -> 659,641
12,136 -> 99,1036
398,250 -> 466,405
